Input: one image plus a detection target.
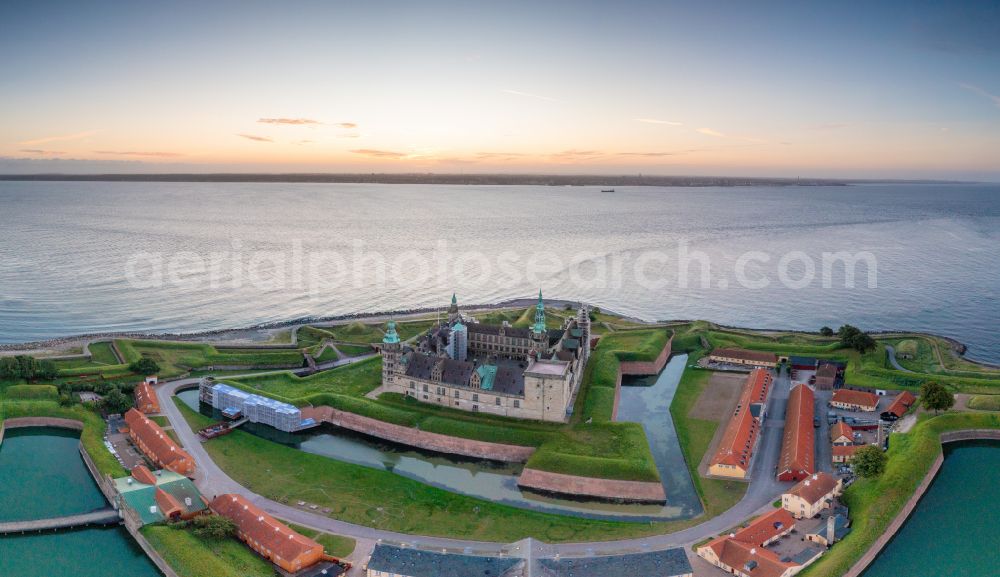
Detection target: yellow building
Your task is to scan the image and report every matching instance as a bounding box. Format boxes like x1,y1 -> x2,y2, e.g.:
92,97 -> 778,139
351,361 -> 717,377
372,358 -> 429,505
781,472 -> 842,519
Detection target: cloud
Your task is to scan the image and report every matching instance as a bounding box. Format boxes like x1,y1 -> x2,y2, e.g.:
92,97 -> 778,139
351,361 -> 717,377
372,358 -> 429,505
696,127 -> 727,138
19,130 -> 99,146
502,89 -> 557,102
634,118 -> 683,126
19,149 -> 65,155
257,118 -> 321,125
475,152 -> 528,161
616,151 -> 679,157
237,134 -> 273,142
338,132 -> 361,139
960,83 -> 1000,108
548,149 -> 606,162
94,150 -> 182,157
349,148 -> 408,159
335,122 -> 357,129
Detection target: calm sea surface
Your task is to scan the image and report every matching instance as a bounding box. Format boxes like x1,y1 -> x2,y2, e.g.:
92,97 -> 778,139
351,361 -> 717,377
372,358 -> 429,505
1,182 -> 998,362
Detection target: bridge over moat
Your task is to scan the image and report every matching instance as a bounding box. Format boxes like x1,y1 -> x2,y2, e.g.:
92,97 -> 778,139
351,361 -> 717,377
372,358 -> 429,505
0,507 -> 120,535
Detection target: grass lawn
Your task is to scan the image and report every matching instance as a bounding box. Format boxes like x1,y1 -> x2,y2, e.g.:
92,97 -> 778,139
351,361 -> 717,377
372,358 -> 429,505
150,415 -> 170,426
967,395 -> 1000,411
284,523 -> 356,557
800,411 -> 1000,577
336,343 -> 374,357
227,357 -> 383,400
173,400 -> 702,542
141,524 -> 277,577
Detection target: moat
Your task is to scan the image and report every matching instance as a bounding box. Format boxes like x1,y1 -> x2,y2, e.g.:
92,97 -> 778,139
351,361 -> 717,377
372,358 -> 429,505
178,353 -> 701,521
861,440 -> 1000,577
0,427 -> 160,577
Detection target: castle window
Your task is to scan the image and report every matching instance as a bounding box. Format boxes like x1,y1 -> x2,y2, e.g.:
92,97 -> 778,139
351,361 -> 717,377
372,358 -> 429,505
454,390 -> 460,398
423,384 -> 429,392
409,382 -> 415,389
495,397 -> 501,406
513,400 -> 520,408
472,394 -> 479,402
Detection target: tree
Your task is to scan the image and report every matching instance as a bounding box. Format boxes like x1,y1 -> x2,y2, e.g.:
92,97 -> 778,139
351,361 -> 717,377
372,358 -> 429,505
101,387 -> 132,414
37,360 -> 58,380
920,381 -> 955,414
838,324 -> 877,353
852,445 -> 888,478
819,326 -> 834,337
15,355 -> 37,380
0,357 -> 18,379
191,515 -> 237,541
129,357 -> 160,375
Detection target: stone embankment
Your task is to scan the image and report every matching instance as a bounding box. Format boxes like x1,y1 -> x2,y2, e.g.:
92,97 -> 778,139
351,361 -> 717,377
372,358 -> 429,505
300,406 -> 535,462
516,468 -> 667,503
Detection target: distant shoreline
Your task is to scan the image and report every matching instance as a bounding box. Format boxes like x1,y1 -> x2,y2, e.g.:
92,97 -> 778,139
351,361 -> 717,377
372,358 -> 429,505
0,173 -> 976,186
0,173 -> 849,186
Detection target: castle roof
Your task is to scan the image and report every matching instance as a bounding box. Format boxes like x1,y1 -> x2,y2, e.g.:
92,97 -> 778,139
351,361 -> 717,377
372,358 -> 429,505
711,369 -> 771,470
210,494 -> 322,569
779,384 -> 815,478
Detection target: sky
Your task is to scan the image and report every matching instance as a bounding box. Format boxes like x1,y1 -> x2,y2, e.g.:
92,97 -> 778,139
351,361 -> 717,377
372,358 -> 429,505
1,0 -> 999,179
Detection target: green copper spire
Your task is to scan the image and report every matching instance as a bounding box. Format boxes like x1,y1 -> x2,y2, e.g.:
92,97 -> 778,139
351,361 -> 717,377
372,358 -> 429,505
383,320 -> 400,344
452,292 -> 457,305
532,289 -> 546,334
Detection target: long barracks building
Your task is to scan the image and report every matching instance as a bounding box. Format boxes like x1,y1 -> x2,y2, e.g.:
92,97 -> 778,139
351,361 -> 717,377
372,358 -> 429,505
380,292 -> 591,422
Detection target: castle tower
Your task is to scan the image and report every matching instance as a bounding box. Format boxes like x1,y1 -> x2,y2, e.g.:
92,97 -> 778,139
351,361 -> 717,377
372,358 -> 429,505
577,303 -> 591,361
447,292 -> 460,322
381,320 -> 401,386
531,289 -> 548,354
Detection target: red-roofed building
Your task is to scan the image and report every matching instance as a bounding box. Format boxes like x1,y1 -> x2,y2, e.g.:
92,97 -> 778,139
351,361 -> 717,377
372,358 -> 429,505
708,348 -> 779,368
210,494 -> 323,573
155,488 -> 184,519
830,421 -> 854,445
778,384 -> 815,481
782,472 -> 842,519
131,465 -> 158,485
830,389 -> 878,412
124,408 -> 196,476
709,369 -> 773,479
697,509 -> 809,577
881,391 -> 917,421
135,380 -> 160,414
832,444 -> 861,463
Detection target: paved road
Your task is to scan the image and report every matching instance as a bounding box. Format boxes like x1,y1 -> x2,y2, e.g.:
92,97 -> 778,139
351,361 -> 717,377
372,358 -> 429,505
884,345 -> 915,373
154,364 -> 794,564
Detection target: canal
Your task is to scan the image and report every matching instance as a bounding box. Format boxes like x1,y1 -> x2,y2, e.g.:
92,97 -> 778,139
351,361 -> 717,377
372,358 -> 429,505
861,439 -> 999,577
0,427 -> 161,577
178,354 -> 702,521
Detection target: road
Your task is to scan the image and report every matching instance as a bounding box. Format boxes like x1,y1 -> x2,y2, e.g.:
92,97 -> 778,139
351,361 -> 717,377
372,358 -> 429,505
884,345 -> 915,373
154,363 -> 794,567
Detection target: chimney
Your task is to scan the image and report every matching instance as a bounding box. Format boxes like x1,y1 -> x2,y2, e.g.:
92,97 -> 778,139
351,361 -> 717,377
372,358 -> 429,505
827,515 -> 837,545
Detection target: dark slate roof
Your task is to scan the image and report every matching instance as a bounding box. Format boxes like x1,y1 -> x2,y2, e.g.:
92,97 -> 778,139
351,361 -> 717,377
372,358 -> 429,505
789,356 -> 819,366
367,544 -> 523,577
467,323 -> 532,339
537,548 -> 693,577
404,352 -> 524,394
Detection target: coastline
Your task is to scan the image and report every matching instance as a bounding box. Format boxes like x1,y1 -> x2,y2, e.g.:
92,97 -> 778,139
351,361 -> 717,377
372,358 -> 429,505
3,299 -> 994,370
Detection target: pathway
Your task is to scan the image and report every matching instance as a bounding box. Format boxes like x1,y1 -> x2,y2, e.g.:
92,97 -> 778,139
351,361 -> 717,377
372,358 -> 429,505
153,363 -> 794,559
0,508 -> 120,534
884,345 -> 915,373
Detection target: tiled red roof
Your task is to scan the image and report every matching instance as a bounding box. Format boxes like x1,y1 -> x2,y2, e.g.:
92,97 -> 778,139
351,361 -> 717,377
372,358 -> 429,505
135,381 -> 160,414
785,472 -> 839,505
711,369 -> 772,470
884,391 -> 917,417
710,348 -> 778,364
705,508 -> 798,577
125,409 -> 195,476
778,384 -> 815,479
830,421 -> 854,442
155,487 -> 184,518
210,494 -> 322,572
131,465 -> 157,485
833,444 -> 861,459
832,389 -> 878,408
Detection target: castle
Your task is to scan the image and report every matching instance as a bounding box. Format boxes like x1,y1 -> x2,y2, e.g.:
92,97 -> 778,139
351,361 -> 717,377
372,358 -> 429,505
379,292 -> 590,422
